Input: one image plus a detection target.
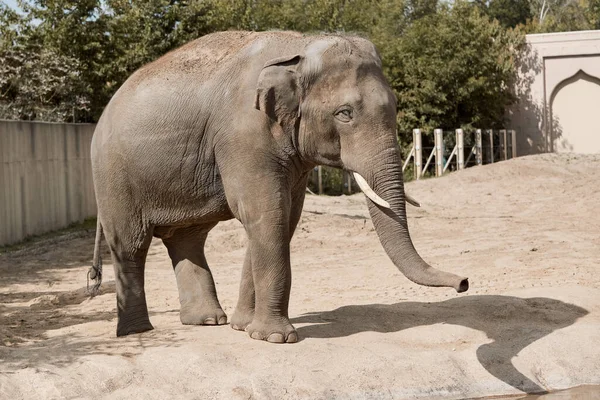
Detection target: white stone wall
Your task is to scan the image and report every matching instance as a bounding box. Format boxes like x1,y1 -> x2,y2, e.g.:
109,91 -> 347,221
509,30 -> 600,155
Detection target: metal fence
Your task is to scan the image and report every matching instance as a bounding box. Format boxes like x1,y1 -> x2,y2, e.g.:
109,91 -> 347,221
309,128 -> 518,194
0,120 -> 96,246
404,128 -> 517,180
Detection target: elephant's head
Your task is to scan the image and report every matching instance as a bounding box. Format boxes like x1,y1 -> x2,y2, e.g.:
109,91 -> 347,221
255,35 -> 468,293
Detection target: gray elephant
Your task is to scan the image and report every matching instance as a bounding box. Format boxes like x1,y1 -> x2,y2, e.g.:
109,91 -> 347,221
88,31 -> 468,344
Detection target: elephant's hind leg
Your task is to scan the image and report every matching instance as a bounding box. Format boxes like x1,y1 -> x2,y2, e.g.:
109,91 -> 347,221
104,223 -> 154,337
162,224 -> 227,326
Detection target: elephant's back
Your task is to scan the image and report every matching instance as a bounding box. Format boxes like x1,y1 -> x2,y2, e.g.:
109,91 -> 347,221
130,31 -> 255,84
126,30 -> 305,87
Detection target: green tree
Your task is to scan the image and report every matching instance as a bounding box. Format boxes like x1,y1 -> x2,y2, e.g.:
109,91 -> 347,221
405,0 -> 439,21
526,0 -> 595,31
1,0 -> 528,136
393,1 -> 524,137
16,0 -> 109,121
474,0 -> 533,27
0,3 -> 90,121
11,0 -> 223,121
591,0 -> 600,28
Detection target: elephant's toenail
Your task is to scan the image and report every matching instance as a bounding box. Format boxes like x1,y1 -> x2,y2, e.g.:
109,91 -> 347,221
218,316 -> 228,325
203,318 -> 216,325
267,333 -> 285,343
287,332 -> 298,343
250,331 -> 264,340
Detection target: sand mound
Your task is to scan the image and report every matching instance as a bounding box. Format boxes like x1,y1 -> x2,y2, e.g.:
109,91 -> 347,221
1,154 -> 599,399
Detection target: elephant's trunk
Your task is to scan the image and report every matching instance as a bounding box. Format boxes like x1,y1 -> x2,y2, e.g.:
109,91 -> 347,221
356,148 -> 468,293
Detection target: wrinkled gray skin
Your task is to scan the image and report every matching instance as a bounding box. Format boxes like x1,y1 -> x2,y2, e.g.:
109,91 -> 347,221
90,31 -> 468,344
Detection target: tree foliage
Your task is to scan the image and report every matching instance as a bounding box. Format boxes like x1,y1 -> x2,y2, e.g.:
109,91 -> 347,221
0,0 -> 538,142
0,3 -> 90,121
473,0 -> 533,27
473,0 -> 599,31
393,2 -> 524,133
527,0 -> 598,32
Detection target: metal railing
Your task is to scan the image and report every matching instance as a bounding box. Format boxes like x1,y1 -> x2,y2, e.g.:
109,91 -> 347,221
403,128 -> 518,180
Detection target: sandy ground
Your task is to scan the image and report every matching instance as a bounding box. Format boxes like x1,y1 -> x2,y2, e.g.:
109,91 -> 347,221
1,153 -> 599,399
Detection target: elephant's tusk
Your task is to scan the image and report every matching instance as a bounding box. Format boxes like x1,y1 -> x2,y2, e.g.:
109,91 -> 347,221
405,193 -> 421,207
353,172 -> 391,209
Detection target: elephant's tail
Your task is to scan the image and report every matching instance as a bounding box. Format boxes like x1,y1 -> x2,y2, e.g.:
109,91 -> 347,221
87,218 -> 103,296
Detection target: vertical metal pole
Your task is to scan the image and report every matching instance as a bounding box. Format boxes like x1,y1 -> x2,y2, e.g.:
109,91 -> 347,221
434,128 -> 443,177
413,129 -> 422,180
346,171 -> 352,194
500,129 -> 507,160
475,129 -> 483,166
487,129 -> 494,164
318,165 -> 323,195
456,129 -> 464,171
511,129 -> 517,158
402,146 -> 414,172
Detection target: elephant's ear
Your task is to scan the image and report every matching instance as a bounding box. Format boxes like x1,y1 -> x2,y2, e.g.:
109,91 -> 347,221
254,54 -> 302,125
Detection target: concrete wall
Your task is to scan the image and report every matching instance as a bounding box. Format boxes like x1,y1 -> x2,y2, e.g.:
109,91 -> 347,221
509,30 -> 600,155
551,71 -> 600,153
0,120 -> 97,246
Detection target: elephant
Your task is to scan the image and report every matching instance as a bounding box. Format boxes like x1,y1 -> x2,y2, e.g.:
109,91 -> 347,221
88,30 -> 469,344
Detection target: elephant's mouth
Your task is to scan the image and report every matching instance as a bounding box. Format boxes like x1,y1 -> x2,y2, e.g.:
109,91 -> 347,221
352,172 -> 390,208
352,172 -> 421,208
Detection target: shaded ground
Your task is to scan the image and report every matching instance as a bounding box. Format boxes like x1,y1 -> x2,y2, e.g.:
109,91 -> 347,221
1,154 -> 599,399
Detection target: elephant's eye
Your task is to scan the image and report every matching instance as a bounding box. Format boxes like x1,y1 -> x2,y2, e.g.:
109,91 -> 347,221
334,107 -> 353,123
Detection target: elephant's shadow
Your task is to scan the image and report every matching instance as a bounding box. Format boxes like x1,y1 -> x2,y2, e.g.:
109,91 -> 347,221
291,295 -> 588,394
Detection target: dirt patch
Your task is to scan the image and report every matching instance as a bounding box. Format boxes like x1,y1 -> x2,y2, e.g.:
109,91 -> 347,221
1,154 -> 599,399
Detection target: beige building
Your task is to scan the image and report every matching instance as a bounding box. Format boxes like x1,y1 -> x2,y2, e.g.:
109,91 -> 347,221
509,30 -> 600,155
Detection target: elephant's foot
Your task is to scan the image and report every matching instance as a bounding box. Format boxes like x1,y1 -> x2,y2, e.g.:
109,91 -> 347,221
230,308 -> 254,331
180,303 -> 227,325
246,317 -> 298,343
117,316 -> 154,337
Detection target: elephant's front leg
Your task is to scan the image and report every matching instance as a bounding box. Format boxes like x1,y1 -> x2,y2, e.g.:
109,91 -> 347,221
231,182 -> 307,334
230,249 -> 255,331
245,222 -> 296,343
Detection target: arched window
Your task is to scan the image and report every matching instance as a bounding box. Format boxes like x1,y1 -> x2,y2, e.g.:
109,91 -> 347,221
550,70 -> 600,154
